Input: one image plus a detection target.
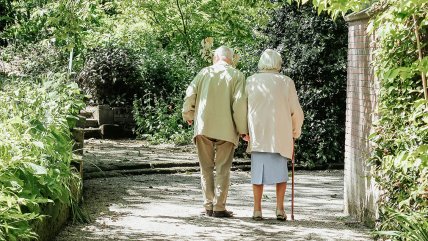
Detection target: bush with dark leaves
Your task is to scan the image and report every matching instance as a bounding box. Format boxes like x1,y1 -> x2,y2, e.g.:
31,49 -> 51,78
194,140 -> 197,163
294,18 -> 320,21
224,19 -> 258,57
76,45 -> 142,106
262,2 -> 348,167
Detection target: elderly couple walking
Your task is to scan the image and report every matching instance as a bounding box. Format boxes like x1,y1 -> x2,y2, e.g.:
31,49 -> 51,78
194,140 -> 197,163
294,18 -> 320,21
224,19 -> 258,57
182,46 -> 304,221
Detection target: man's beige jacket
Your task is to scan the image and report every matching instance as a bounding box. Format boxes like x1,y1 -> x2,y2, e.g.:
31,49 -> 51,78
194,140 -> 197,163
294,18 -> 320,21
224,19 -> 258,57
246,70 -> 304,159
182,61 -> 248,146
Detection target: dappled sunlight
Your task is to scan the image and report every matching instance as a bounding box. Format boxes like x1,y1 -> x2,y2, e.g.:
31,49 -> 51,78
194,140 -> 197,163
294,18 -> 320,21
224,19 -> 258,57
82,139 -> 198,177
57,171 -> 371,241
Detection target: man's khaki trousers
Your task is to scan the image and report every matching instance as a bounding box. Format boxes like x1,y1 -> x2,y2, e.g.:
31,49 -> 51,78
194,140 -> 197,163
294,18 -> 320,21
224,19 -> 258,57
195,135 -> 235,212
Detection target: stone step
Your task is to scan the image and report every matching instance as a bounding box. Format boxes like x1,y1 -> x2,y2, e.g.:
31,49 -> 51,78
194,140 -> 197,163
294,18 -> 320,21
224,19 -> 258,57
83,159 -> 251,174
75,115 -> 87,128
85,118 -> 99,128
79,110 -> 94,118
83,165 -> 251,179
100,124 -> 124,139
82,127 -> 102,139
84,166 -> 199,179
71,128 -> 84,155
84,161 -> 197,173
83,162 -> 251,179
80,153 -> 344,180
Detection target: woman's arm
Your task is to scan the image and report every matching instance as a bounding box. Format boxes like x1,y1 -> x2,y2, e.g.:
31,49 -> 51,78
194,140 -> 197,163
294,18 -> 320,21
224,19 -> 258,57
289,80 -> 304,139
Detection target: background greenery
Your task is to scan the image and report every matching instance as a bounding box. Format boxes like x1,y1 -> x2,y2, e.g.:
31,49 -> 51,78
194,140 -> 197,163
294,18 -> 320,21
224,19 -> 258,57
0,0 -> 349,166
3,0 -> 426,240
0,2 -> 350,237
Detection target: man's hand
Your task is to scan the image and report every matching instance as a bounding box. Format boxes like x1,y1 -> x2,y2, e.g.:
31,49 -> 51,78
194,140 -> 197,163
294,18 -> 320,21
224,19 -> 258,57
187,120 -> 193,125
241,134 -> 250,142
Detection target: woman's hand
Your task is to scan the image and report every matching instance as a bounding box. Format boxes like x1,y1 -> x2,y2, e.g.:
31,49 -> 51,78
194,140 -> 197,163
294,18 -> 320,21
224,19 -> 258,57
241,134 -> 250,142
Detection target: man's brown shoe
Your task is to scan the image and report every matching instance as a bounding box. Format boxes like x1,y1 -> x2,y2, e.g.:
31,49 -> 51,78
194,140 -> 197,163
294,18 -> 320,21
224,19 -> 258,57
206,210 -> 213,216
212,210 -> 234,218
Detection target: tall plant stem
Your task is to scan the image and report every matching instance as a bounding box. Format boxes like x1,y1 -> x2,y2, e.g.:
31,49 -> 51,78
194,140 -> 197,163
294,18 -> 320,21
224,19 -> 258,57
413,14 -> 428,101
68,47 -> 74,76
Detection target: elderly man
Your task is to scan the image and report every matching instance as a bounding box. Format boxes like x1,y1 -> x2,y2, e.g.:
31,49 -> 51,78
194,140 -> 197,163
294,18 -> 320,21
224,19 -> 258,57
182,46 -> 248,218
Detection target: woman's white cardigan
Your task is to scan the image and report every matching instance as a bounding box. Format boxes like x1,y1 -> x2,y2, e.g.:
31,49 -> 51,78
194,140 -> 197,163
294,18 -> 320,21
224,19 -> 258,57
246,70 -> 304,160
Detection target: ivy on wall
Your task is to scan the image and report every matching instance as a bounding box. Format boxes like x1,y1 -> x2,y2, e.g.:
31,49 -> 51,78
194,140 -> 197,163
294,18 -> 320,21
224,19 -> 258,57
368,1 -> 428,239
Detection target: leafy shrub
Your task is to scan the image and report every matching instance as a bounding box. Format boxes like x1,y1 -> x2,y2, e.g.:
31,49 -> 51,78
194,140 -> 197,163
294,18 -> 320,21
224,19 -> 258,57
261,2 -> 348,166
376,209 -> 428,241
133,93 -> 192,145
0,0 -> 13,47
367,2 -> 428,237
131,46 -> 199,145
137,46 -> 198,97
0,42 -> 67,77
76,45 -> 142,106
76,43 -> 198,107
0,73 -> 85,240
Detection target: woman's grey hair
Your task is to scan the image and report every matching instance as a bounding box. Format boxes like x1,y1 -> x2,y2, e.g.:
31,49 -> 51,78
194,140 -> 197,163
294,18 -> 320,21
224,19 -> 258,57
258,49 -> 282,71
214,46 -> 233,61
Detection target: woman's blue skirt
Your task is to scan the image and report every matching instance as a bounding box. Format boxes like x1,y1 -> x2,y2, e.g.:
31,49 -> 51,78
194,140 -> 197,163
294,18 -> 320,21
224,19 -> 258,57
251,152 -> 289,185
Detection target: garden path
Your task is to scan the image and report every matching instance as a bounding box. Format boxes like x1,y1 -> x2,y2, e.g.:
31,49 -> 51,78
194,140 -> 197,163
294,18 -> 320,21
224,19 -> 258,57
56,140 -> 372,241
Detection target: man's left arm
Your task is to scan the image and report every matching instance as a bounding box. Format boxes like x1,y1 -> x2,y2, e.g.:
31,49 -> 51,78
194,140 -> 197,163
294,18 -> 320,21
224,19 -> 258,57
232,72 -> 248,135
182,76 -> 199,124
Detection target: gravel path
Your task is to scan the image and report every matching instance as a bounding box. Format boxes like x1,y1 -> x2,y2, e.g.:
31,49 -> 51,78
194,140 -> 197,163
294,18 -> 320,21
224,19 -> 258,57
56,169 -> 372,240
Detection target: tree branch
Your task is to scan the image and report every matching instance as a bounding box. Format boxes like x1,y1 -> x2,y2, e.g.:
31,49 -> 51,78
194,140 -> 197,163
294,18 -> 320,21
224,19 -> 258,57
175,0 -> 191,54
413,14 -> 428,101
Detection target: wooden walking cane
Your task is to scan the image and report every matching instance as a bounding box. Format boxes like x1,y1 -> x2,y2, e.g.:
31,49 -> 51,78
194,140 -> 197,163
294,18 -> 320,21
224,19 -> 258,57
291,140 -> 295,221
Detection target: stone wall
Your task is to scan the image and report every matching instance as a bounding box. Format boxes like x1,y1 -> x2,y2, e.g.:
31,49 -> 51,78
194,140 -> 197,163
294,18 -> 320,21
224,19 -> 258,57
31,174 -> 82,241
344,10 -> 379,226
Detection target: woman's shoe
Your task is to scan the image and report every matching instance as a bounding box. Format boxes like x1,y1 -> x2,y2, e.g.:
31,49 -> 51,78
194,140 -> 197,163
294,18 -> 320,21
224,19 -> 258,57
252,210 -> 263,221
276,209 -> 287,221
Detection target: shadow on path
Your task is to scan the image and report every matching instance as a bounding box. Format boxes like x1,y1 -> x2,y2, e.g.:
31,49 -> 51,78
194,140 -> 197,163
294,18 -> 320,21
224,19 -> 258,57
56,141 -> 372,241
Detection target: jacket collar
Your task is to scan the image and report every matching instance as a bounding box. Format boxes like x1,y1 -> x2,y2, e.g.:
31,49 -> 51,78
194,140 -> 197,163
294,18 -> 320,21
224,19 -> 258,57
214,60 -> 230,66
259,69 -> 280,73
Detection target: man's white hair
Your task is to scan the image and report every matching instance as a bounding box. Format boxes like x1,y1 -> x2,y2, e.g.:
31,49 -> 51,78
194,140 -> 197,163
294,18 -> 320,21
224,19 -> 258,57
214,46 -> 233,61
258,49 -> 282,71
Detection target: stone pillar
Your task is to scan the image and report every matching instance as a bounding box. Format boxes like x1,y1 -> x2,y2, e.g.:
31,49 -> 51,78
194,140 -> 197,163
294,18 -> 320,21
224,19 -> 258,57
344,9 -> 379,226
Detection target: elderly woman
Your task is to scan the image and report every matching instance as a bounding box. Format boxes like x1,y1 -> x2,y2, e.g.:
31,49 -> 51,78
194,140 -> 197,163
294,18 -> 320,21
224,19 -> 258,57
246,49 -> 304,221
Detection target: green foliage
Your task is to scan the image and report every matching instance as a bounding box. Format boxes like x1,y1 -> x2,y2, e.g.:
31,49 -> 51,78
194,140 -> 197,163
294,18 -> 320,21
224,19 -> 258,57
76,45 -> 142,106
0,0 -> 101,50
292,0 -> 373,19
0,0 -> 108,76
0,73 -> 85,240
375,209 -> 428,241
261,2 -> 348,166
131,47 -> 198,145
0,0 -> 13,46
368,2 -> 428,237
0,42 -> 67,77
133,93 -> 193,145
118,0 -> 276,56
